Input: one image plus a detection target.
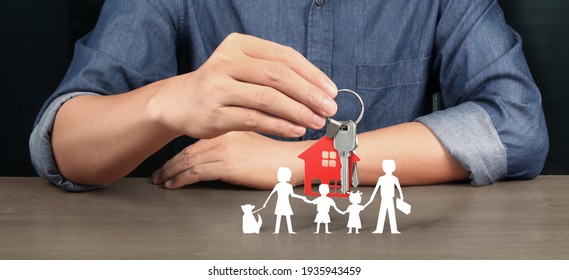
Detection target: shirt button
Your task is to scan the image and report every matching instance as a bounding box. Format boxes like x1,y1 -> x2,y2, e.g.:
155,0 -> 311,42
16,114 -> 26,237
315,0 -> 324,6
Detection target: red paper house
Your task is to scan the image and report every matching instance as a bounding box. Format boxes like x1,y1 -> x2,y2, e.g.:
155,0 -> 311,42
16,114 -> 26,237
298,136 -> 360,197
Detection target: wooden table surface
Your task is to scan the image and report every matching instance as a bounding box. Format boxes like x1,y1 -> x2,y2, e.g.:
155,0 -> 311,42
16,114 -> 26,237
1,176 -> 568,259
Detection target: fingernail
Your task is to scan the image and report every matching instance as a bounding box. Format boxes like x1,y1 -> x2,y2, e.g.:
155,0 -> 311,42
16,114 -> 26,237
164,180 -> 172,188
152,171 -> 158,182
322,98 -> 337,116
323,81 -> 338,97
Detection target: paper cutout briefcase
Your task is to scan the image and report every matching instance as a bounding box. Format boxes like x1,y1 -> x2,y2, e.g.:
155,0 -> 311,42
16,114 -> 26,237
396,198 -> 411,215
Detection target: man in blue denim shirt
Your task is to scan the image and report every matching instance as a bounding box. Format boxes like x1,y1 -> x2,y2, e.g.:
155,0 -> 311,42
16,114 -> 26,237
30,0 -> 548,192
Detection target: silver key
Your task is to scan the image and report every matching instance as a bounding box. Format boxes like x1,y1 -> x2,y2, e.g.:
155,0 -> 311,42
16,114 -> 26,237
325,118 -> 343,138
333,120 -> 358,194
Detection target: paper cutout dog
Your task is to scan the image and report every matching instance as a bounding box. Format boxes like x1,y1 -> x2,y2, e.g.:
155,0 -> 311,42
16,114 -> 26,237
241,204 -> 263,234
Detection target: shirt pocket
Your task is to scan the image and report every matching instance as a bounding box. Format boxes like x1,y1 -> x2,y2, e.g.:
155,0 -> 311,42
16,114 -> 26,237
357,56 -> 431,89
355,57 -> 432,130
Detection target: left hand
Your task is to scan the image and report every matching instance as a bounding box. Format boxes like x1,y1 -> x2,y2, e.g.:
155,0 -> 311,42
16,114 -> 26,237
152,132 -> 309,189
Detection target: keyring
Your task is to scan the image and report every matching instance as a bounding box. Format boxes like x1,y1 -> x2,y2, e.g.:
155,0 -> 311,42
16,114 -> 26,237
334,89 -> 365,125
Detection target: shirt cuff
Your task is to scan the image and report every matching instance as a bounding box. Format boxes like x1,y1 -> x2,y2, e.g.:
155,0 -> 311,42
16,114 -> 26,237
29,92 -> 109,192
416,102 -> 507,186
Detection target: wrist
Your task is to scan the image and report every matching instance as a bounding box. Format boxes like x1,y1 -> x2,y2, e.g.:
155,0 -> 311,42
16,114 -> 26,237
144,76 -> 185,140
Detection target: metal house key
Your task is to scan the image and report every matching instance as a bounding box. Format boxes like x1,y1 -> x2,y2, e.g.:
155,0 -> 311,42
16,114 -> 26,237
320,89 -> 365,195
325,118 -> 343,138
334,120 -> 358,194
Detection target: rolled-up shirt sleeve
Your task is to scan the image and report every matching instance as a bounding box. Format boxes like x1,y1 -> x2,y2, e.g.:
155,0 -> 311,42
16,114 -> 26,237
417,102 -> 507,186
29,0 -> 181,191
418,0 -> 548,185
29,92 -> 108,192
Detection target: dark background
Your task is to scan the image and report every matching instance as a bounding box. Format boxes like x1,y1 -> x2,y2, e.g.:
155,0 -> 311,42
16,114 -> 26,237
1,0 -> 568,177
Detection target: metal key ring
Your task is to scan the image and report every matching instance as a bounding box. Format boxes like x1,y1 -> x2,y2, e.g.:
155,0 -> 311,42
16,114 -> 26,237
333,89 -> 365,125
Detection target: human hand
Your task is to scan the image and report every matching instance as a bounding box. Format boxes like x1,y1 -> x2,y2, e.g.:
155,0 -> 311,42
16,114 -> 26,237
152,131 -> 310,189
147,33 -> 337,140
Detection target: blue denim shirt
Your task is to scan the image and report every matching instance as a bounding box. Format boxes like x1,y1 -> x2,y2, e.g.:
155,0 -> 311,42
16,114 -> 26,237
30,0 -> 548,191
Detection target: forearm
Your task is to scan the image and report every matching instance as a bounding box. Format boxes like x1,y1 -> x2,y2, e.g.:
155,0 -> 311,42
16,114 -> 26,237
52,80 -> 179,185
356,122 -> 469,186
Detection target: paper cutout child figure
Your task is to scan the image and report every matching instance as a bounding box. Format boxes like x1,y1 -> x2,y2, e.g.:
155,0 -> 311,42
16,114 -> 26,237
340,191 -> 366,234
304,184 -> 343,234
263,167 -> 306,234
241,204 -> 263,234
365,159 -> 404,234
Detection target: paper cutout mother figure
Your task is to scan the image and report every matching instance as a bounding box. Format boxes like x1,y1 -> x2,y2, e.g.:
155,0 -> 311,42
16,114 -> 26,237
263,167 -> 306,234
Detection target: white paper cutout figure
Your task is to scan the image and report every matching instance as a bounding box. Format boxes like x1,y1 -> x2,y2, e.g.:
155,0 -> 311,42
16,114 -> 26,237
263,167 -> 306,234
340,191 -> 366,234
365,159 -> 404,234
304,184 -> 343,234
241,204 -> 263,234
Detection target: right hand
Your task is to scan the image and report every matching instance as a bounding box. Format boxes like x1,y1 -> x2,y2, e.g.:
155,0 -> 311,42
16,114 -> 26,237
147,33 -> 338,139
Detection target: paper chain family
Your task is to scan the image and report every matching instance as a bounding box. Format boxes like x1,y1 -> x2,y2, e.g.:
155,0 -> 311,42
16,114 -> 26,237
241,163 -> 410,235
241,89 -> 411,235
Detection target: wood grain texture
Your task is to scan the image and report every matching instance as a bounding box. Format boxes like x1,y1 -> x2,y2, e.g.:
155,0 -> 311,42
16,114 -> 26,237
0,176 -> 568,259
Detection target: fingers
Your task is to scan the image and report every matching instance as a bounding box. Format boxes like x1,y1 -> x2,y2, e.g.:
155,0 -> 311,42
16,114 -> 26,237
228,33 -> 337,97
231,57 -> 337,118
210,105 -> 307,138
220,33 -> 337,118
224,82 -> 326,130
152,142 -> 221,185
164,162 -> 223,189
